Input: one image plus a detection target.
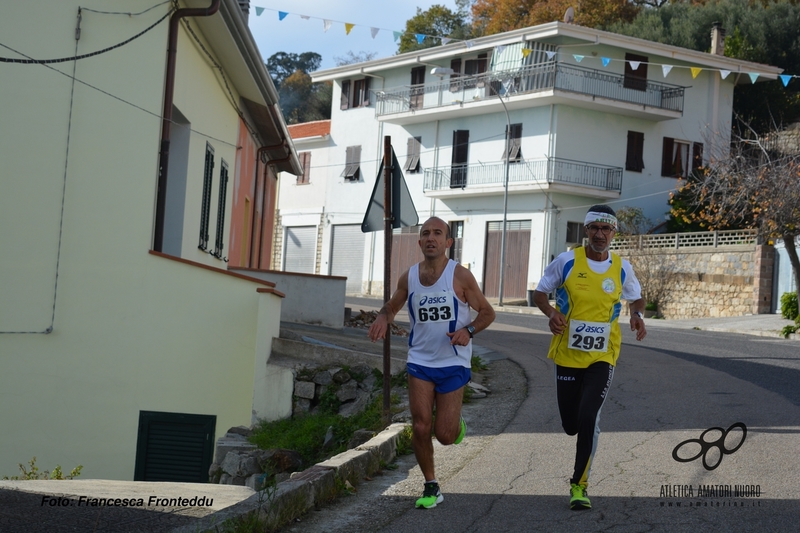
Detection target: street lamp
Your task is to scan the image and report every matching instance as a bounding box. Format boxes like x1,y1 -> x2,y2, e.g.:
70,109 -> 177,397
430,68 -> 511,305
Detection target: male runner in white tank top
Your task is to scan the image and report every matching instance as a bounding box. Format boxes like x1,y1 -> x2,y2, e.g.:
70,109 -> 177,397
369,217 -> 496,509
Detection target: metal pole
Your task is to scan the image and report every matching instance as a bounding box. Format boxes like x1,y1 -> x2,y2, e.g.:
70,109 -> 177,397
497,95 -> 511,307
382,136 -> 393,424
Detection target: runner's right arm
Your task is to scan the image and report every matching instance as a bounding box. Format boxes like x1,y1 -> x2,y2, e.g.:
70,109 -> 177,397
368,271 -> 409,342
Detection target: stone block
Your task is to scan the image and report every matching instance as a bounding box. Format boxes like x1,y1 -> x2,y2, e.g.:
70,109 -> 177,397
336,380 -> 358,402
317,448 -> 379,484
338,389 -> 372,417
356,423 -> 406,463
215,439 -> 256,465
313,371 -> 333,385
221,451 -> 242,476
294,380 -> 316,400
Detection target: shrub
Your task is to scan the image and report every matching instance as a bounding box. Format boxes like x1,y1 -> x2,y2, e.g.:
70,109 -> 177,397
780,292 -> 798,321
3,457 -> 83,480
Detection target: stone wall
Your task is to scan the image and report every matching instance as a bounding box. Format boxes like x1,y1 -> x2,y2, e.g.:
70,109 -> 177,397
615,239 -> 773,319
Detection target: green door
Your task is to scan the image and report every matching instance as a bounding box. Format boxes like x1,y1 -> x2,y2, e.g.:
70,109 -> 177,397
134,411 -> 216,482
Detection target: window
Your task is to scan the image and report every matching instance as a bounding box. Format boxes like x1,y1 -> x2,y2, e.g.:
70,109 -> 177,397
213,159 -> 229,259
341,145 -> 362,181
464,53 -> 488,76
340,78 -> 370,110
451,130 -> 469,188
566,222 -> 583,244
410,67 -> 425,110
404,137 -> 422,173
199,142 -> 214,251
297,152 -> 311,184
449,221 -> 464,263
662,138 -> 703,178
624,53 -> 648,91
352,78 -> 370,108
502,123 -> 523,162
626,131 -> 645,172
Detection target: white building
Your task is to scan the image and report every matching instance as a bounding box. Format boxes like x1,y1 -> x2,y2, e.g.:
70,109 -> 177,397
278,21 -> 781,301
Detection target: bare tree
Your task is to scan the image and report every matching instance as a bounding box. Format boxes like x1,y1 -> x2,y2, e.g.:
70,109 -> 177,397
671,127 -> 800,297
615,206 -> 679,317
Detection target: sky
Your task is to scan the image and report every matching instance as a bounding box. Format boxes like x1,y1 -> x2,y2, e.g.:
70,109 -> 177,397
247,0 -> 462,71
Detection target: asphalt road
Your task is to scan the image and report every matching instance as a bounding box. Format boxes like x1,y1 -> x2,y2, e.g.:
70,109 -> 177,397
289,298 -> 800,533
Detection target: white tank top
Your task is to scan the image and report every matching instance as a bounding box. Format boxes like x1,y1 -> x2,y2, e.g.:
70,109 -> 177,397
406,259 -> 472,368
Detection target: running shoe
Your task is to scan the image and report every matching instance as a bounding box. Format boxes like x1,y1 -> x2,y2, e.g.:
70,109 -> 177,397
569,483 -> 591,510
415,481 -> 444,509
454,416 -> 467,445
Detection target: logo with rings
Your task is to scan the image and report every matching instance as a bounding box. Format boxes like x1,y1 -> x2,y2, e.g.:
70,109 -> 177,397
672,422 -> 747,471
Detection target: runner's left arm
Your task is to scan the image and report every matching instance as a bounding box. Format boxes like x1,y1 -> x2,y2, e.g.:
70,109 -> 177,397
448,265 -> 496,345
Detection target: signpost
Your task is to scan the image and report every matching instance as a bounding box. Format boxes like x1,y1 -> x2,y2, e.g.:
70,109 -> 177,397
361,136 -> 418,422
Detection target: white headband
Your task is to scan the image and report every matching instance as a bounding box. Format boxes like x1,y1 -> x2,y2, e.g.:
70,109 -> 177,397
584,211 -> 617,230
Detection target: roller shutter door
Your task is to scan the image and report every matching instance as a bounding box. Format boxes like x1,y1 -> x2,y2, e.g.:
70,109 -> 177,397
134,411 -> 215,482
330,224 -> 365,294
283,226 -> 316,274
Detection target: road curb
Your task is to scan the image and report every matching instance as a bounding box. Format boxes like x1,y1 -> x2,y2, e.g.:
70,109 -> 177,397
175,423 -> 410,532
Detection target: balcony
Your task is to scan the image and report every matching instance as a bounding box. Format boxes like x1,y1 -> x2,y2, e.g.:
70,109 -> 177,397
375,63 -> 685,124
422,158 -> 623,198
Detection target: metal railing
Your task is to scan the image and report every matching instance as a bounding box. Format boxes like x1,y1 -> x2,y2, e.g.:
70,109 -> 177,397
423,157 -> 623,193
376,62 -> 685,117
611,229 -> 758,251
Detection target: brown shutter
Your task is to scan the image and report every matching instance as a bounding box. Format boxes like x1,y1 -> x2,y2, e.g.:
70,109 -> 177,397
626,131 -> 644,172
340,80 -> 351,110
449,59 -> 462,91
692,142 -> 704,173
661,137 -> 675,177
298,152 -> 311,184
363,77 -> 370,106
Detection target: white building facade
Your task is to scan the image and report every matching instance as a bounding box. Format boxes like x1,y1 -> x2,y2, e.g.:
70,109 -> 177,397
279,22 -> 781,300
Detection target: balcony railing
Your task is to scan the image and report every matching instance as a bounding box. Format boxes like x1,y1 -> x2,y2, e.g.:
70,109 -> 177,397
376,62 -> 685,117
423,158 -> 623,193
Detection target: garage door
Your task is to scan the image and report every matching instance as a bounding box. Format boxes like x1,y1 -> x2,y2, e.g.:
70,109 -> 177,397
330,224 -> 365,294
283,226 -> 317,274
483,220 -> 531,300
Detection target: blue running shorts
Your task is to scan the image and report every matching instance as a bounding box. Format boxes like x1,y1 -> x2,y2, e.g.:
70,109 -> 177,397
407,363 -> 471,394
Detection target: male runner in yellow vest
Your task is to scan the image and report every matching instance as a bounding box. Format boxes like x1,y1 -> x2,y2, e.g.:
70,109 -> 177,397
533,205 -> 647,510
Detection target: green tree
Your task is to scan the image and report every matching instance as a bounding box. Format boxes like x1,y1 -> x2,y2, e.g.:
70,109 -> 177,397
609,0 -> 800,133
278,70 -> 331,124
398,5 -> 472,54
266,51 -> 322,89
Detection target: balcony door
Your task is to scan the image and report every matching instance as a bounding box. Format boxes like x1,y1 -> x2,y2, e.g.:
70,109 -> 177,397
410,67 -> 425,110
451,130 -> 469,188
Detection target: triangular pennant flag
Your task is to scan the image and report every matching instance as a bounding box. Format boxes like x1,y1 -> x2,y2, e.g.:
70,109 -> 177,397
370,27 -> 379,39
496,45 -> 506,55
465,40 -> 474,48
629,61 -> 640,70
546,51 -> 556,60
255,7 -> 264,16
522,49 -> 532,58
441,37 -> 451,46
780,74 -> 792,87
345,23 -> 355,35
720,70 -> 730,79
415,34 -> 425,44
323,20 -> 332,32
300,15 -> 310,20
573,54 -> 584,62
601,57 -> 611,67
278,11 -> 288,21
748,72 -> 758,83
662,65 -> 673,77
691,67 -> 702,79
393,31 -> 402,42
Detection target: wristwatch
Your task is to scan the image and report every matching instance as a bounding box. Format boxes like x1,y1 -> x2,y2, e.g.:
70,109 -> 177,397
633,311 -> 644,319
465,325 -> 476,338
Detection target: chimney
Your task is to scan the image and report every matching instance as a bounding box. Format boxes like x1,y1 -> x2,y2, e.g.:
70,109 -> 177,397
238,0 -> 250,23
711,22 -> 726,56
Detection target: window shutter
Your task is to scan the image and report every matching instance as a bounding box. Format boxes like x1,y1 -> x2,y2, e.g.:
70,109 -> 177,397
363,77 -> 370,106
352,145 -> 361,180
449,59 -> 462,91
340,80 -> 351,110
298,152 -> 311,184
404,137 -> 415,171
692,142 -> 703,173
661,137 -> 675,177
340,146 -> 353,177
626,131 -> 644,172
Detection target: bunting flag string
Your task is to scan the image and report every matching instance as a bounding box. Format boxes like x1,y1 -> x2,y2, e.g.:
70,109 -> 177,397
253,4 -> 465,46
253,4 -> 799,86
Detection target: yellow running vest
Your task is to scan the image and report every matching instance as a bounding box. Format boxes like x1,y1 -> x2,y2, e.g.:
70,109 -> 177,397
548,247 -> 623,368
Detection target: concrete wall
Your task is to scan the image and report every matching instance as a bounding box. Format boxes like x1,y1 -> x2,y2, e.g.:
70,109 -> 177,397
232,268 -> 347,328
